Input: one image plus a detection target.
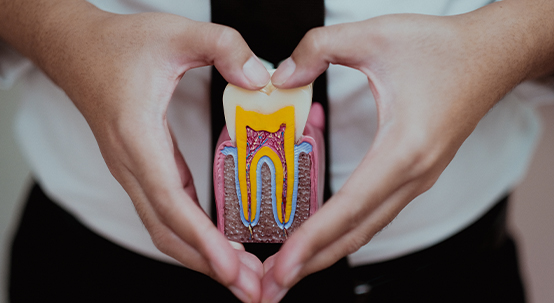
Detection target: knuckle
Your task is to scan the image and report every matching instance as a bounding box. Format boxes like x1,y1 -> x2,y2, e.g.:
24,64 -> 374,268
394,135 -> 449,194
102,156 -> 122,179
302,27 -> 327,56
150,228 -> 171,254
344,232 -> 372,256
410,152 -> 434,178
345,205 -> 368,230
419,174 -> 439,193
213,26 -> 243,54
415,158 -> 444,193
150,190 -> 178,221
396,136 -> 439,180
204,267 -> 219,283
133,202 -> 150,225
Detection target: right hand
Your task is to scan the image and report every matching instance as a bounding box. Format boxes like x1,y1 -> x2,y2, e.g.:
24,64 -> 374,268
33,5 -> 270,303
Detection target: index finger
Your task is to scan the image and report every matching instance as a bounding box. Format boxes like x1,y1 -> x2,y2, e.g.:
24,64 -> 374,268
268,129 -> 440,289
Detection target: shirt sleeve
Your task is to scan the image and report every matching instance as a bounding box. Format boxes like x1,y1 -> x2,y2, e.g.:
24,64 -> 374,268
0,39 -> 33,91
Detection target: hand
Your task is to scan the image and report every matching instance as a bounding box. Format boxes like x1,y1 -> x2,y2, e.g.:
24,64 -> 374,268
17,5 -> 270,302
262,5 -> 537,302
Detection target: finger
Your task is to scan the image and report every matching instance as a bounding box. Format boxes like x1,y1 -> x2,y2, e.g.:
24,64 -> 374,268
120,138 -> 266,298
123,168 -> 264,302
126,183 -> 213,275
261,267 -> 289,303
237,251 -> 264,279
306,102 -> 325,132
287,180 -> 423,286
269,132 -> 436,288
115,164 -> 237,281
262,253 -> 278,276
259,183 -> 417,303
230,264 -> 262,303
121,159 -> 240,281
186,22 -> 270,89
108,117 -> 252,288
272,23 -> 369,88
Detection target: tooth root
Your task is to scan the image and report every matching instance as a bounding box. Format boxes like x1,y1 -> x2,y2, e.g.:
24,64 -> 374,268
223,69 -> 312,143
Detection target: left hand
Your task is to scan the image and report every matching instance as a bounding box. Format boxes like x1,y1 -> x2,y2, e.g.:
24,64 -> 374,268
261,6 -> 534,302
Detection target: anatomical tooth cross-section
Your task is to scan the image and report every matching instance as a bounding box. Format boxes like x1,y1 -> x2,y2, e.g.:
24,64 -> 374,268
213,75 -> 324,243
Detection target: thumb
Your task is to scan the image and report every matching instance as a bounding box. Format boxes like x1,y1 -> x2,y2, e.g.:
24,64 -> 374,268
271,23 -> 369,88
192,23 -> 270,89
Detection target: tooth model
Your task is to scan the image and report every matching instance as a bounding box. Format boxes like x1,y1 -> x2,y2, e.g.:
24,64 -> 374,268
213,74 -> 324,243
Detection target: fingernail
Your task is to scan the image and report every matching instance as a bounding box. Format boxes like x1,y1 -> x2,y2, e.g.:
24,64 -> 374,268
229,240 -> 245,250
229,286 -> 252,303
272,57 -> 296,86
261,280 -> 288,303
243,56 -> 270,87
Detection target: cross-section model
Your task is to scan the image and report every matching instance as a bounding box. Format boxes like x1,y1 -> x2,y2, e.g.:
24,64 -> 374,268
213,73 -> 324,243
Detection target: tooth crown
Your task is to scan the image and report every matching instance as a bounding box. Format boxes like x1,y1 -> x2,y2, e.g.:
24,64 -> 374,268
223,71 -> 312,143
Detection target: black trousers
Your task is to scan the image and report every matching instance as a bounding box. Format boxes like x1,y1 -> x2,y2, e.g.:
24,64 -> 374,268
9,184 -> 526,302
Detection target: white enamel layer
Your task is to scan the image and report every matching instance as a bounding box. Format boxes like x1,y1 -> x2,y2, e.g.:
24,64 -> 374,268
222,69 -> 313,143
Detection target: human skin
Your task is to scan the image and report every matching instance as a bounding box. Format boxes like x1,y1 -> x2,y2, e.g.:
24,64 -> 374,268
263,1 -> 554,302
2,1 -> 554,303
0,1 -> 270,302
